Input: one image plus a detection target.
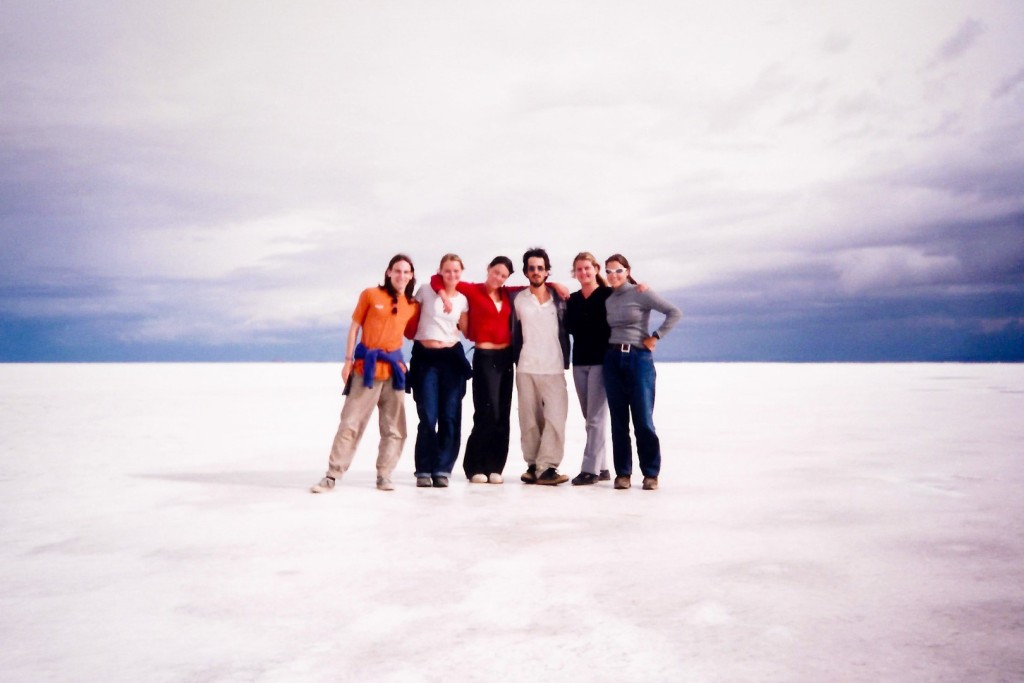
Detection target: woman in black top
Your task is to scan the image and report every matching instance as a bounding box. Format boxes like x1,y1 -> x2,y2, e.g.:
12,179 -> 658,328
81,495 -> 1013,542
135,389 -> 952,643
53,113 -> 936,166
565,252 -> 613,485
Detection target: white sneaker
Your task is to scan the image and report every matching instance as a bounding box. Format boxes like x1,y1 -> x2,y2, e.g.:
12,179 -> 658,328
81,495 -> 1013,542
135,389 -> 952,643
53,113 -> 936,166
488,473 -> 503,484
376,476 -> 394,491
310,476 -> 336,493
469,473 -> 488,484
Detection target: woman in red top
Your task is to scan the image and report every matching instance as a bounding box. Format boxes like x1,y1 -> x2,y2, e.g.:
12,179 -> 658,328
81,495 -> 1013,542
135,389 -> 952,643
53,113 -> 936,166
450,256 -> 517,483
435,255 -> 569,483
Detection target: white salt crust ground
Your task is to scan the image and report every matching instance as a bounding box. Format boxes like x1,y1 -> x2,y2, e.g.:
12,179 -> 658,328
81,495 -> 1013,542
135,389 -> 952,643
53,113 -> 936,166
1,363 -> 1022,682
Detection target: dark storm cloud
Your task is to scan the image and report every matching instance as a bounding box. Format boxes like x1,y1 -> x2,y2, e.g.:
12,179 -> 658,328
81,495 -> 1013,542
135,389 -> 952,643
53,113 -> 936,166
655,203 -> 1024,362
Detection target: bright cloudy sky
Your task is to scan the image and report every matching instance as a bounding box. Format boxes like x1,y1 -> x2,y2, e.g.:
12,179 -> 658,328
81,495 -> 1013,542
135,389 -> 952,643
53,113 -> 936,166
2,0 -> 1022,361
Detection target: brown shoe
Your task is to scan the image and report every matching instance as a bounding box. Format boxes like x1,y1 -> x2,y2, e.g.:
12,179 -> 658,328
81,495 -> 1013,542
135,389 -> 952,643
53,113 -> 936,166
535,468 -> 569,485
614,476 -> 631,490
520,465 -> 537,484
642,476 -> 659,491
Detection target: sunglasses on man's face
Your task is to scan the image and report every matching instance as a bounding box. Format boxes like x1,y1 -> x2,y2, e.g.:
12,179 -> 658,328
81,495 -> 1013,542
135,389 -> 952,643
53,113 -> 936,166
527,265 -> 547,273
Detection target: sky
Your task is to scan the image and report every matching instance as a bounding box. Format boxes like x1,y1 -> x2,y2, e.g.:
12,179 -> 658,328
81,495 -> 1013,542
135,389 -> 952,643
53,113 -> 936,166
1,0 -> 1023,362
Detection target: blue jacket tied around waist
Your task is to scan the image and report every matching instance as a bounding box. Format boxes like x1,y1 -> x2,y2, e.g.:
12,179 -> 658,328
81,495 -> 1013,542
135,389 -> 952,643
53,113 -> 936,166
351,342 -> 407,391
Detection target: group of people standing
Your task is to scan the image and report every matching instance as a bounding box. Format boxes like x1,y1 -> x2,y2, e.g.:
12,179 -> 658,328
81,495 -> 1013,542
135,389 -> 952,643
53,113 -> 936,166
310,248 -> 682,494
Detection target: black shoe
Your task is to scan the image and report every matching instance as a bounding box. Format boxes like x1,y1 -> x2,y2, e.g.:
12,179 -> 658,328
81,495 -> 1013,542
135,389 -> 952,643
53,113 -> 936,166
571,471 -> 598,486
536,468 -> 569,486
520,464 -> 537,484
598,470 -> 611,481
432,476 -> 449,488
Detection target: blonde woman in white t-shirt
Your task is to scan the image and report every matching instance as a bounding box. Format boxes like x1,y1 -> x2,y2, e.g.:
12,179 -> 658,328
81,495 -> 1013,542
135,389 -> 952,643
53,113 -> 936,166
406,254 -> 472,488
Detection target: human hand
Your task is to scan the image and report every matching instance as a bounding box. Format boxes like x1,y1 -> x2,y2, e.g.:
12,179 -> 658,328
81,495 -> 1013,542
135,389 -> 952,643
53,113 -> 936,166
550,282 -> 570,300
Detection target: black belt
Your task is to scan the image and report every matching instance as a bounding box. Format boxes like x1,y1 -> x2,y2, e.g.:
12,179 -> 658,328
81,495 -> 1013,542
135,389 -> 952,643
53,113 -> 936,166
610,343 -> 641,352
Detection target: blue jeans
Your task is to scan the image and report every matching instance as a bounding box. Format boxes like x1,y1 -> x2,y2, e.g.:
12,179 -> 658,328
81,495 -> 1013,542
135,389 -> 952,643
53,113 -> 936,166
410,344 -> 469,478
603,347 -> 661,477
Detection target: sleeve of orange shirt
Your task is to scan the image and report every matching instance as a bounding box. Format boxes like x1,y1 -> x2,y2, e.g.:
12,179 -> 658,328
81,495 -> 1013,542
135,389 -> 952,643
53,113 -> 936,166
351,289 -> 371,327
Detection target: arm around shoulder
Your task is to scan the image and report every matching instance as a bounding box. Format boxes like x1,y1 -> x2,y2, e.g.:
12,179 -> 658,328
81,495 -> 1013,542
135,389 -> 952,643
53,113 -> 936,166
548,281 -> 570,300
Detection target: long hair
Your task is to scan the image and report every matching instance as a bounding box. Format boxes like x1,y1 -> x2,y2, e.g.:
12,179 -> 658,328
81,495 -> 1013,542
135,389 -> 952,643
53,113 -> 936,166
572,251 -> 608,287
380,253 -> 417,303
605,253 -> 638,284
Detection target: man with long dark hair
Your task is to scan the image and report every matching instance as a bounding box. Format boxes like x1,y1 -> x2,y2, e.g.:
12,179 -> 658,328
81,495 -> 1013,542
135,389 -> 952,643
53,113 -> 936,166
311,254 -> 419,492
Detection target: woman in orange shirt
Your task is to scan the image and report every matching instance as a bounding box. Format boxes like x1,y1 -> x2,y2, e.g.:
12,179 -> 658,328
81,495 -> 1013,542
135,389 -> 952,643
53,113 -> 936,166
311,254 -> 419,492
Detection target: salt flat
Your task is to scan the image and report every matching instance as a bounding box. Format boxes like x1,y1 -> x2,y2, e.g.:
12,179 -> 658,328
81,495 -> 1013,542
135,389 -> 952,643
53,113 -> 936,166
1,363 -> 1022,682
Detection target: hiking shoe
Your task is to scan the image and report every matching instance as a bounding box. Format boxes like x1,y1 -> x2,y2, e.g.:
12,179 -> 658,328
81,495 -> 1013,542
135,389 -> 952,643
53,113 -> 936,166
488,473 -> 504,484
376,476 -> 394,491
310,476 -> 336,493
598,470 -> 611,481
520,465 -> 537,484
642,476 -> 659,491
432,476 -> 449,488
416,476 -> 433,488
571,471 -> 598,486
536,468 -> 569,486
614,476 -> 631,490
469,473 -> 488,484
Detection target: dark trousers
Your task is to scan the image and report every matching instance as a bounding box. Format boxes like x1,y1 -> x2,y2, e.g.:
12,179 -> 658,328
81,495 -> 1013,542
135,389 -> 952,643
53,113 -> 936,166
463,347 -> 514,477
410,343 -> 469,478
603,346 -> 661,477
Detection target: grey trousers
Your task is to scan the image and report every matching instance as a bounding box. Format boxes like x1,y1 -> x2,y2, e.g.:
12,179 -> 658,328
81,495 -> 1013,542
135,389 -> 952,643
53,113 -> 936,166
572,364 -> 609,475
326,376 -> 407,479
516,372 -> 569,472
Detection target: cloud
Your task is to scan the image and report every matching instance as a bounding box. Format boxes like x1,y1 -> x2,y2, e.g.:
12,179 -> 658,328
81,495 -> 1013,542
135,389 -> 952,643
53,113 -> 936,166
992,66 -> 1024,99
834,247 -> 962,294
2,0 -> 1024,360
929,18 -> 986,67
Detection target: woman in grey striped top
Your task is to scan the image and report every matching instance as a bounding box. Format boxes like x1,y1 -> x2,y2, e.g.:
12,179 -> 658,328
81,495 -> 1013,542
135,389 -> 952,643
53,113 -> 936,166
603,253 -> 682,491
